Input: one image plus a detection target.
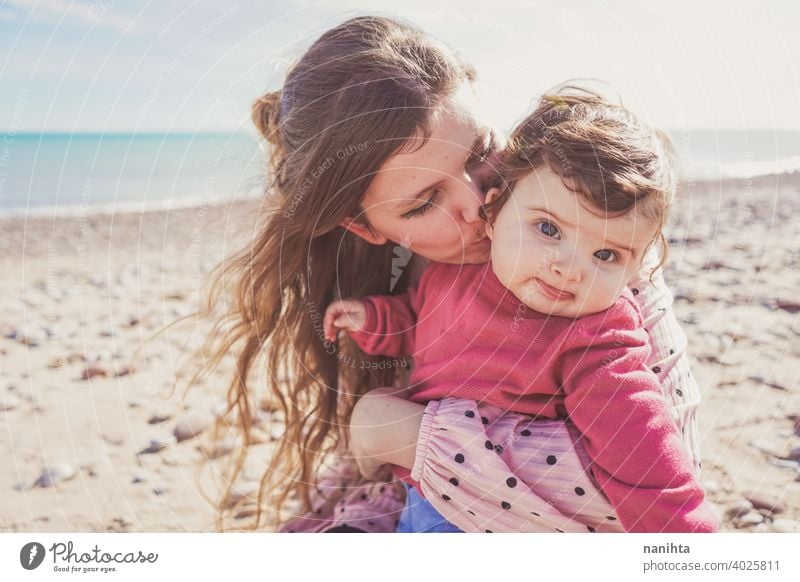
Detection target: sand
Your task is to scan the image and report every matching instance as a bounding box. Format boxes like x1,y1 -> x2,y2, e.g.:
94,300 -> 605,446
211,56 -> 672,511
1,174 -> 799,533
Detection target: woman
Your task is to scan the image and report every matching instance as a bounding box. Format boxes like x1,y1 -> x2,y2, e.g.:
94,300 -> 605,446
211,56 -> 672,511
189,15 -> 702,533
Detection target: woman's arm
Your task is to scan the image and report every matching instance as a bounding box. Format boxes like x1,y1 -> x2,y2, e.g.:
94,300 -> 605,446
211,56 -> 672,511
348,387 -> 422,479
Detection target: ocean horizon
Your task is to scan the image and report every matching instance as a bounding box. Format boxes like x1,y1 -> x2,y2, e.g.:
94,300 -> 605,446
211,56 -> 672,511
1,129 -> 799,216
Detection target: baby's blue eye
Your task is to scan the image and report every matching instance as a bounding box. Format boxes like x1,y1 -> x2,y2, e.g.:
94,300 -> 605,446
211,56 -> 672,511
595,249 -> 617,263
537,221 -> 560,238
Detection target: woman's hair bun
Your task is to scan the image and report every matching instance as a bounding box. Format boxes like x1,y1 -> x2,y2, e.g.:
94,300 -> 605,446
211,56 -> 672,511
251,91 -> 282,145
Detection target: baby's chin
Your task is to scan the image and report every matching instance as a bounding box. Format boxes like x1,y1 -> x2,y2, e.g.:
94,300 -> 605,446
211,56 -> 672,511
514,292 -> 615,319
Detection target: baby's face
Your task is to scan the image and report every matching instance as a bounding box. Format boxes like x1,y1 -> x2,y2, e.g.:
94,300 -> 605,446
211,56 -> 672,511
485,166 -> 658,318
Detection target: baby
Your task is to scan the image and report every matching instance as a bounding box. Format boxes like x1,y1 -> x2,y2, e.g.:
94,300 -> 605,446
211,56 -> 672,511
324,88 -> 718,533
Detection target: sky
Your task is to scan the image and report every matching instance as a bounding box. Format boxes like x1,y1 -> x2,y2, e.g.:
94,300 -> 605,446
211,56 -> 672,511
1,0 -> 798,134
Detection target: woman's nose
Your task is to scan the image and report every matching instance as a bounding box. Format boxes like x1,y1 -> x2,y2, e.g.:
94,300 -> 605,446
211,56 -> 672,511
458,179 -> 485,225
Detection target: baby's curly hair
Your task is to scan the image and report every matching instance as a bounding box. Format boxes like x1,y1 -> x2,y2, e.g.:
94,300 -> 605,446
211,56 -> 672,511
481,85 -> 678,274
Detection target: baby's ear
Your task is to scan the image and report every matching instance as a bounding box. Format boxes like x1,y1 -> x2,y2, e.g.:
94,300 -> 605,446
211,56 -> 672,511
482,187 -> 502,241
484,186 -> 502,206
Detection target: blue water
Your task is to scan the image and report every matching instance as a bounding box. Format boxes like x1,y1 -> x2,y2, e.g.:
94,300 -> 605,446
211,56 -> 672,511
1,130 -> 798,214
0,132 -> 265,214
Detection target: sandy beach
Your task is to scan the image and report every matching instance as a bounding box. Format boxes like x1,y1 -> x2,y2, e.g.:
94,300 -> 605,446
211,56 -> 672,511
1,174 -> 799,533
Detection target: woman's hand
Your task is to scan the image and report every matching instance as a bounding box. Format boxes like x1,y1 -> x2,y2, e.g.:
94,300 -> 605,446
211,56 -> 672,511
348,387 -> 426,480
324,298 -> 367,342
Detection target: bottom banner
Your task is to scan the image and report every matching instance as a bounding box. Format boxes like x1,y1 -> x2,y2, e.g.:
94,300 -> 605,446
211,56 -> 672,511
1,533 -> 798,581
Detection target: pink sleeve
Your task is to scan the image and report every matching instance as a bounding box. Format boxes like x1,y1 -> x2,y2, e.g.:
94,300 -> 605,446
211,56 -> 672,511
559,297 -> 719,533
347,270 -> 431,357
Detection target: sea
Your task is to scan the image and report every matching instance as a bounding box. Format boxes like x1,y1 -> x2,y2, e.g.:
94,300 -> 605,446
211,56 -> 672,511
1,129 -> 798,216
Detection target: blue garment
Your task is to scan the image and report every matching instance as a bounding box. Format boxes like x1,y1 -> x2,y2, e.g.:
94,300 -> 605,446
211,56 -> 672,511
396,482 -> 463,533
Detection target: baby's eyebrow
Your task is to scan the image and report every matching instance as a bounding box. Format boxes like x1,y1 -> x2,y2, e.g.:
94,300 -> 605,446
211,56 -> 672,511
526,206 -> 573,227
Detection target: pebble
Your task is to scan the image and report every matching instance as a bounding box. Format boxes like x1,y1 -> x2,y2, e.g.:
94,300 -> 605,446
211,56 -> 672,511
173,414 -> 212,442
148,414 -> 172,425
101,432 -> 126,446
725,500 -> 753,519
736,511 -> 764,526
787,447 -> 800,461
200,436 -> 237,460
223,481 -> 260,509
113,365 -> 135,377
34,464 -> 76,488
234,506 -> 259,520
748,374 -> 788,391
776,299 -> 800,314
702,479 -> 721,494
47,357 -> 65,369
745,493 -> 785,514
138,436 -> 176,455
81,366 -> 108,380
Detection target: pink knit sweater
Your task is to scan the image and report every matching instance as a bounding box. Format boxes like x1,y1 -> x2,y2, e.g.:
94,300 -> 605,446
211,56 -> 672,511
349,261 -> 718,532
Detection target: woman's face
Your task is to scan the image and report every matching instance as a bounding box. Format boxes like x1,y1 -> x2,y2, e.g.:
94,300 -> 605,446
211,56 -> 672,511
347,87 -> 500,264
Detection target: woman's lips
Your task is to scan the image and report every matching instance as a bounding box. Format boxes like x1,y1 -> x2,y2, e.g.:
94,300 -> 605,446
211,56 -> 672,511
534,278 -> 574,301
470,235 -> 491,249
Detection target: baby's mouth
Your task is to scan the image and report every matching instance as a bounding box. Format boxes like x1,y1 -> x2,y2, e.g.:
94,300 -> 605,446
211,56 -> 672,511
534,278 -> 574,301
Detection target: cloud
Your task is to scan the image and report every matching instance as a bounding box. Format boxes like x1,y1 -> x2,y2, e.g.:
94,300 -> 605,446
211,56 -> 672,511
3,0 -> 135,33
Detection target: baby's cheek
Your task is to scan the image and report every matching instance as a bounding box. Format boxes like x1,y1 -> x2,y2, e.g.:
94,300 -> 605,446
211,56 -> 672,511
589,275 -> 624,311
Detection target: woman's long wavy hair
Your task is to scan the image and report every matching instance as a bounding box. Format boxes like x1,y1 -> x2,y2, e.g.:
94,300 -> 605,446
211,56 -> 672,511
175,16 -> 476,531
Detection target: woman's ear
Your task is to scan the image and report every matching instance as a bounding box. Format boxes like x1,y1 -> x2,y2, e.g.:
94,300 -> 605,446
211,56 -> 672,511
340,216 -> 388,245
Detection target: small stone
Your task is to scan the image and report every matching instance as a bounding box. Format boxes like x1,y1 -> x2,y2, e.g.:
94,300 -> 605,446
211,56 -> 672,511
101,432 -> 125,446
148,414 -> 172,425
787,447 -> 800,461
114,364 -> 135,377
234,506 -> 259,520
34,464 -> 76,488
725,500 -> 753,519
776,299 -> 800,314
173,414 -> 212,442
223,481 -> 260,509
736,511 -> 764,526
745,493 -> 785,514
205,442 -> 234,460
702,479 -> 721,494
80,366 -> 108,380
138,436 -> 176,455
47,357 -> 65,369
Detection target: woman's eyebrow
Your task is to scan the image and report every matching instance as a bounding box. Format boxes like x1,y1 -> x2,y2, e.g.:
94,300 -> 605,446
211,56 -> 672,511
394,130 -> 490,211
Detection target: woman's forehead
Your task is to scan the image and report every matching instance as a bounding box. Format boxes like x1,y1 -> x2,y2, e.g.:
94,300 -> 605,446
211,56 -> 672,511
365,103 -> 482,204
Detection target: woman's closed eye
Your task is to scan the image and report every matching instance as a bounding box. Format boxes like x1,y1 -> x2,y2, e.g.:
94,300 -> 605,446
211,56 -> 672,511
402,188 -> 440,219
535,220 -> 561,239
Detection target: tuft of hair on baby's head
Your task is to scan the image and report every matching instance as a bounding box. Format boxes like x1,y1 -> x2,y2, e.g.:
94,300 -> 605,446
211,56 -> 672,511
481,84 -> 678,271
